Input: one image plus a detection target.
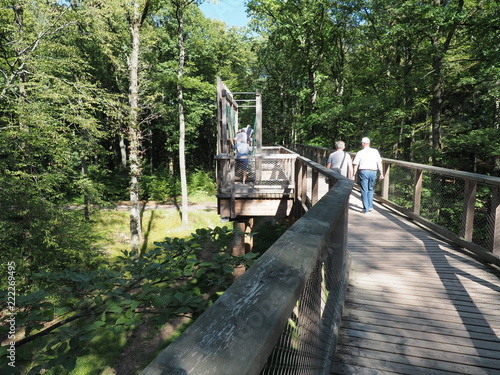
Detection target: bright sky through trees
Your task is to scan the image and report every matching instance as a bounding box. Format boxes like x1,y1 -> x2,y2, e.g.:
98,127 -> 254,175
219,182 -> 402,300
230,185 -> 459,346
199,0 -> 249,27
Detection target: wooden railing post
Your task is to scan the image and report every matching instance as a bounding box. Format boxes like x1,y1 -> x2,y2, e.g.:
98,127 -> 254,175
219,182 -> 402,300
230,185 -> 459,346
294,158 -> 301,216
381,162 -> 390,200
312,169 -> 319,205
413,169 -> 423,215
230,158 -> 235,218
216,158 -> 223,192
301,162 -> 307,205
462,179 -> 477,242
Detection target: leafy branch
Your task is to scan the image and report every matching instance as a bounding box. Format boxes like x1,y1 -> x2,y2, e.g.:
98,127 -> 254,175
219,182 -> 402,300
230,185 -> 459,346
0,226 -> 258,374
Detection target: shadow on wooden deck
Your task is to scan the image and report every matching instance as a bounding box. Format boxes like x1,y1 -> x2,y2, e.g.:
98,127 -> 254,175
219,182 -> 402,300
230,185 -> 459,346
331,191 -> 500,374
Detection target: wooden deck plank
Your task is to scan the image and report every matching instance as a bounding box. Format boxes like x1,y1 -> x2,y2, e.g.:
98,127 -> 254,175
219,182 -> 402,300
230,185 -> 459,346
341,323 -> 500,357
330,192 -> 500,375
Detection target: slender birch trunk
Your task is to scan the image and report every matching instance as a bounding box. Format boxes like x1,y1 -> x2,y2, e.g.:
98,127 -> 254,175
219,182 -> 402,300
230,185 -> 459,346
128,0 -> 143,252
175,2 -> 189,227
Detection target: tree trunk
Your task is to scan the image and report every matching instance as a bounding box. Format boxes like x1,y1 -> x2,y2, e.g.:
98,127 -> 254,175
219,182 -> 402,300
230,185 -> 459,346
430,39 -> 443,163
494,93 -> 500,173
176,3 -> 189,227
128,1 -> 143,252
81,155 -> 90,220
119,134 -> 128,169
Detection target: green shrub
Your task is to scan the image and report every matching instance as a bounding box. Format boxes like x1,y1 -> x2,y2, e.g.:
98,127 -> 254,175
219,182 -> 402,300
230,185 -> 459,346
142,169 -> 181,201
0,227 -> 257,374
89,166 -> 129,202
188,169 -> 216,196
142,168 -> 216,202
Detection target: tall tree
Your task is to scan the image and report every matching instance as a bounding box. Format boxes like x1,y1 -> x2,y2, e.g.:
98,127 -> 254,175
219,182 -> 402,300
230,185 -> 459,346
83,0 -> 158,251
128,0 -> 146,251
169,0 -> 203,227
248,0 -> 348,143
0,0 -> 109,289
173,0 -> 190,227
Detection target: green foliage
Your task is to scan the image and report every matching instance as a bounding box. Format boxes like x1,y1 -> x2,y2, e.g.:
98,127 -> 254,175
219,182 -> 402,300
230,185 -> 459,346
87,166 -> 130,203
0,196 -> 104,294
248,0 -> 500,170
142,168 -> 182,201
0,227 -> 258,374
251,218 -> 292,255
188,169 -> 216,196
141,168 -> 216,201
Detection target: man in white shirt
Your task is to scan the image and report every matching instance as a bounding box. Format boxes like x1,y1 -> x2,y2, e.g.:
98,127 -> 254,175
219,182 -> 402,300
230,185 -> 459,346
235,128 -> 247,144
352,137 -> 384,213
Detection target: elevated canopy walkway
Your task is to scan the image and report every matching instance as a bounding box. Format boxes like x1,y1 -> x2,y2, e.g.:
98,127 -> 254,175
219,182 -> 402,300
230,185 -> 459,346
139,81 -> 500,375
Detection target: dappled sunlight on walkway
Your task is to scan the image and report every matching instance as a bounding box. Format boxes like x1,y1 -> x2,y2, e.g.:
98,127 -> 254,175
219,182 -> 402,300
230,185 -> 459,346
330,192 -> 500,374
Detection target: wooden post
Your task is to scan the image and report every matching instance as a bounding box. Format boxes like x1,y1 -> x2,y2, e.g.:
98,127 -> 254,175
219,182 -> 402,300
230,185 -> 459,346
217,77 -> 221,153
462,179 -> 477,242
233,218 -> 253,280
312,169 -> 319,205
256,89 -> 262,154
233,220 -> 245,280
294,158 -> 301,216
301,161 -> 307,205
216,158 -> 222,193
413,169 -> 423,215
230,158 -> 236,219
217,77 -> 227,155
381,163 -> 390,201
246,218 -> 254,253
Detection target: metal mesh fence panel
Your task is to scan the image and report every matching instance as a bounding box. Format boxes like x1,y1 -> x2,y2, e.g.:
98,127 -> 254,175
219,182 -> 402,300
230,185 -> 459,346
420,172 -> 465,234
384,165 -> 414,210
256,158 -> 295,186
219,156 -> 297,190
234,157 -> 255,183
260,212 -> 348,375
474,183 -> 494,252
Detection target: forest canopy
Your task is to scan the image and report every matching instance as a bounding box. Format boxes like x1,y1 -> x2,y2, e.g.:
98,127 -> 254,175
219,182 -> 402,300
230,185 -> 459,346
1,0 -> 498,220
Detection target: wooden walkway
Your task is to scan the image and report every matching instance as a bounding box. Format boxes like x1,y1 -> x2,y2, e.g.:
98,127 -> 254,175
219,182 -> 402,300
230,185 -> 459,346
331,191 -> 500,375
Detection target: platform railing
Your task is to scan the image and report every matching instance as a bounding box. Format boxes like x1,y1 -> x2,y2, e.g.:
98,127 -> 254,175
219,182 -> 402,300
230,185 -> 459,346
294,144 -> 500,266
215,153 -> 297,193
140,153 -> 354,375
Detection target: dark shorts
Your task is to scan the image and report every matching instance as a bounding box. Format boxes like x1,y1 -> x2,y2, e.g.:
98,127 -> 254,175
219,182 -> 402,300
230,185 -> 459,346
237,154 -> 249,170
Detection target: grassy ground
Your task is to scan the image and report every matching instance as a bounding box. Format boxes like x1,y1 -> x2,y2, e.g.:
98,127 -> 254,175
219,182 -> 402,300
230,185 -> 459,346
92,201 -> 226,259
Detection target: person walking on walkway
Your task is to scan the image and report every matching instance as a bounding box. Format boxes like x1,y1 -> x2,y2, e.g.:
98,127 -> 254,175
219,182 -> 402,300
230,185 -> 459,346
352,137 -> 384,213
326,140 -> 353,178
235,128 -> 248,144
233,141 -> 251,184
